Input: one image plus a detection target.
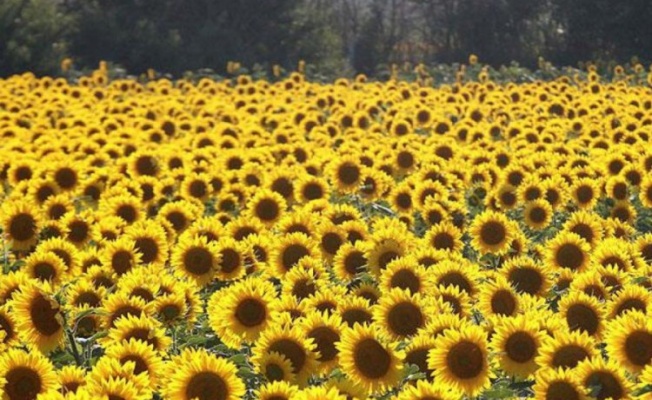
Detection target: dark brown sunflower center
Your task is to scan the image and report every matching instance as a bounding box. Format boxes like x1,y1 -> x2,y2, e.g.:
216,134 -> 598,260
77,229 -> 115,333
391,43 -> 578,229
353,338 -> 391,379
387,301 -> 423,337
439,272 -> 472,294
570,224 -> 593,244
117,204 -> 137,223
390,269 -> 420,293
0,314 -> 15,343
529,207 -> 547,224
552,345 -> 589,368
123,328 -> 159,349
166,211 -> 187,232
121,355 -> 148,375
9,213 -> 36,242
55,167 -> 77,189
303,183 -> 323,200
337,163 -> 360,186
491,290 -> 517,316
344,251 -> 366,276
281,244 -> 309,271
255,198 -> 280,222
616,298 -> 646,316
509,268 -> 542,295
185,371 -> 228,400
309,326 -> 340,362
584,371 -> 623,400
235,298 -> 266,327
183,247 -> 213,276
405,348 -> 432,377
30,294 -> 61,336
432,232 -> 455,251
189,180 -> 207,198
342,309 -> 373,327
576,186 -> 593,203
5,367 -> 42,400
446,340 -> 485,379
480,221 -> 506,246
624,330 -> 652,366
321,232 -> 343,255
377,249 -> 400,270
269,339 -> 306,374
265,363 -> 285,382
555,243 -> 584,270
220,248 -> 241,273
112,250 -> 133,275
67,221 -> 89,243
546,381 -> 580,400
134,237 -> 158,264
505,331 -> 536,363
291,279 -> 315,300
135,156 -> 158,176
566,304 -> 599,335
33,262 -> 56,281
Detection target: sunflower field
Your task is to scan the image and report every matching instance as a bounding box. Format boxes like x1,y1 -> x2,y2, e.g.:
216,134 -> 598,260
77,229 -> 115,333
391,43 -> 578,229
2,64 -> 652,400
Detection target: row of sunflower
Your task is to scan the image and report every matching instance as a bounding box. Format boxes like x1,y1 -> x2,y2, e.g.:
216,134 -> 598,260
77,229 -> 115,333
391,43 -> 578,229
2,69 -> 652,399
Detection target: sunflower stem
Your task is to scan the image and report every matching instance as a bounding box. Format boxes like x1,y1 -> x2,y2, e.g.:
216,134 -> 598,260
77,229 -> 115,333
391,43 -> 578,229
65,327 -> 84,367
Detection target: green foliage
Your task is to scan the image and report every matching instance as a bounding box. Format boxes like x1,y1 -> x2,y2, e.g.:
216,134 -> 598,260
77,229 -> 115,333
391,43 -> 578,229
0,0 -> 73,76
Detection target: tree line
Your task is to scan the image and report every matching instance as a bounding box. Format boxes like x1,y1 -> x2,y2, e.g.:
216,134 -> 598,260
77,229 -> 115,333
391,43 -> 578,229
1,0 -> 651,77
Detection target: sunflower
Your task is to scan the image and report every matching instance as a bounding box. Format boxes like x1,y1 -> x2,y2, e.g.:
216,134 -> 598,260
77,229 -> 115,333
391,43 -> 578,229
430,259 -> 480,296
501,256 -> 551,297
252,325 -> 319,386
575,357 -> 632,400
102,195 -> 143,225
11,282 -> 64,353
101,288 -> 154,327
425,222 -> 463,253
23,250 -> 67,285
366,236 -> 408,276
490,315 -> 546,378
639,175 -> 652,207
214,237 -> 247,281
379,257 -> 429,295
536,331 -> 598,369
180,172 -> 212,202
124,220 -> 169,267
604,310 -> 652,374
0,305 -> 18,349
256,351 -> 297,384
1,200 -> 40,250
256,381 -> 299,400
524,199 -> 553,230
0,349 -> 58,400
157,200 -> 202,235
316,222 -> 346,260
58,365 -> 87,396
394,379 -> 460,400
281,266 -> 326,301
92,216 -> 127,242
208,277 -> 276,348
329,156 -> 362,193
303,286 -> 346,315
570,271 -> 608,301
373,288 -> 430,341
300,311 -> 344,374
432,284 -> 471,317
477,277 -> 520,318
427,324 -> 491,397
102,314 -> 171,353
60,211 -> 93,248
562,210 -> 604,247
104,338 -> 165,388
276,209 -> 316,238
403,331 -> 438,380
297,175 -> 328,203
359,168 -> 392,201
332,242 -> 369,283
469,210 -> 516,255
570,178 -> 599,209
100,238 -> 142,277
247,189 -> 286,227
171,235 -> 219,286
559,291 -> 605,337
532,367 -> 587,400
337,323 -> 404,394
271,233 -> 318,277
546,232 -> 591,272
606,284 -> 652,318
152,292 -> 188,326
